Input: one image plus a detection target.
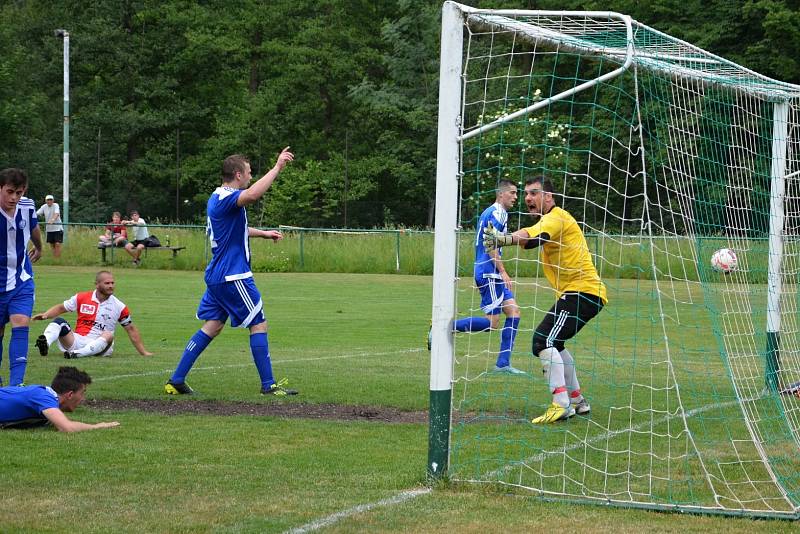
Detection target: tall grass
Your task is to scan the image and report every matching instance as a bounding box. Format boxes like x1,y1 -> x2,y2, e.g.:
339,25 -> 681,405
42,224 -> 770,281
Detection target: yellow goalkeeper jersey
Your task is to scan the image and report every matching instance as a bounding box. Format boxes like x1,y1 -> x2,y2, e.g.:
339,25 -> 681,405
522,206 -> 607,304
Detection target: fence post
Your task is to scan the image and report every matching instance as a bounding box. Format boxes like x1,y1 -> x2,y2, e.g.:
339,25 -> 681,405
299,231 -> 305,268
395,231 -> 401,272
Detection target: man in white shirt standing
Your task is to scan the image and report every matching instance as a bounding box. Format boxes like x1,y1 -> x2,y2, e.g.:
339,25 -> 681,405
36,194 -> 63,258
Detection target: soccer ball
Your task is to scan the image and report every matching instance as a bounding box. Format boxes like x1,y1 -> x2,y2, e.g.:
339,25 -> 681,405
711,248 -> 737,273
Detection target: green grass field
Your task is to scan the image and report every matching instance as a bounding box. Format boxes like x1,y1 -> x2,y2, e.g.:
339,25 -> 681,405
1,266 -> 797,532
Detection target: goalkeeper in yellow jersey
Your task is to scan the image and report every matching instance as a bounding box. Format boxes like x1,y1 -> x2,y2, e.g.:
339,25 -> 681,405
484,176 -> 607,424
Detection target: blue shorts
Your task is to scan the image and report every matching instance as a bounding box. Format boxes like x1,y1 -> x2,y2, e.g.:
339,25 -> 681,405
196,278 -> 265,328
476,276 -> 513,315
0,280 -> 35,324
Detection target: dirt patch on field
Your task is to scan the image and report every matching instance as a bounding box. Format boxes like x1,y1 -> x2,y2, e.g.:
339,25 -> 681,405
86,398 -> 428,424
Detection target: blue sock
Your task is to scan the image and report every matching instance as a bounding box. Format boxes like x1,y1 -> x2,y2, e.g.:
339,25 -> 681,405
453,317 -> 491,332
170,330 -> 212,384
496,317 -> 520,368
9,327 -> 29,386
250,332 -> 275,389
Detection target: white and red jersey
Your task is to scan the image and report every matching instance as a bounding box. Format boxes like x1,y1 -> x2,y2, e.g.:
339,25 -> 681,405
63,290 -> 132,338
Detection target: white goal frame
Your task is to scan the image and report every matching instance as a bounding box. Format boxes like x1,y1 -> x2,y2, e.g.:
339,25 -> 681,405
429,1 -> 800,519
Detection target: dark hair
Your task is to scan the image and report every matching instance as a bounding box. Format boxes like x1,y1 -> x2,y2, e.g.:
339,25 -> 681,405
130,210 -> 139,216
51,366 -> 92,395
0,168 -> 29,189
525,176 -> 558,206
222,155 -> 250,182
496,179 -> 516,192
525,176 -> 554,192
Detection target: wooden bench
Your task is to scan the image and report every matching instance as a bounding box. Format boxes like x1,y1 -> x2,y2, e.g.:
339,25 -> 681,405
98,243 -> 186,263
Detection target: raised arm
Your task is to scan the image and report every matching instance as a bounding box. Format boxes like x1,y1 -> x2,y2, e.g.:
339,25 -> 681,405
237,147 -> 294,206
123,322 -> 153,356
32,302 -> 68,321
42,407 -> 120,432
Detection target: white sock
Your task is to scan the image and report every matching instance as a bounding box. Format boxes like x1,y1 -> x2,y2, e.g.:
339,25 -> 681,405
43,322 -> 61,346
560,349 -> 583,403
539,347 -> 568,408
74,337 -> 110,357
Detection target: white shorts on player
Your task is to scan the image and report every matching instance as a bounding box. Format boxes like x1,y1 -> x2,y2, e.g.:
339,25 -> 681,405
57,332 -> 115,357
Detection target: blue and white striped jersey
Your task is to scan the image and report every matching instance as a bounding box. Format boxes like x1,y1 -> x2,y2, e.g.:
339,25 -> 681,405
474,202 -> 508,280
0,197 -> 38,292
204,187 -> 252,285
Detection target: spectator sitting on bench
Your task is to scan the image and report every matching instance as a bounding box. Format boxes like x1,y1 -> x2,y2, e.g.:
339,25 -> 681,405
98,211 -> 140,264
99,211 -> 127,247
121,210 -> 152,266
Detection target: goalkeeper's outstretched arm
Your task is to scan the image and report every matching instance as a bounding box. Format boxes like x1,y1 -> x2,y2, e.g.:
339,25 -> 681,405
484,222 -> 550,251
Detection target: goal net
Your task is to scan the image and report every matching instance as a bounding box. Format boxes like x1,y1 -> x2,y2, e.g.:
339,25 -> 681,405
429,2 -> 800,518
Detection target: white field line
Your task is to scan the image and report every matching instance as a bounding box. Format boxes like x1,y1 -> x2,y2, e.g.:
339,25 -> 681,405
93,347 -> 425,382
284,397 -> 741,533
284,489 -> 433,534
484,398 -> 742,480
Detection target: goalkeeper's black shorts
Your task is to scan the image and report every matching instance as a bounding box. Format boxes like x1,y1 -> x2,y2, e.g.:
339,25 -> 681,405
532,292 -> 604,354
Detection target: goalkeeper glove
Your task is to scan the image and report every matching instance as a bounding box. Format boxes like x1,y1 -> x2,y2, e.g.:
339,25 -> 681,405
483,222 -> 513,251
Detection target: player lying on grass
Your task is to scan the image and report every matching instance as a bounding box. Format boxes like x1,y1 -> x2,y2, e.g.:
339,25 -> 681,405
0,366 -> 119,432
32,270 -> 153,359
165,148 -> 298,396
484,176 -> 607,424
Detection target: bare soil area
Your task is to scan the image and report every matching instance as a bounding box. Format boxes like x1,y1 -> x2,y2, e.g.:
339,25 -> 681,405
86,398 -> 428,424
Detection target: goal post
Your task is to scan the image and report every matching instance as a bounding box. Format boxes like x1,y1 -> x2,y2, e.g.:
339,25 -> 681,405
429,1 -> 800,518
428,0 -> 463,478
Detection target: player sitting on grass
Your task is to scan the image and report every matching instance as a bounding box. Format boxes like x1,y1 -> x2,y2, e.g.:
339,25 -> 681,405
32,270 -> 153,359
484,176 -> 606,424
0,366 -> 119,432
165,148 -> 298,397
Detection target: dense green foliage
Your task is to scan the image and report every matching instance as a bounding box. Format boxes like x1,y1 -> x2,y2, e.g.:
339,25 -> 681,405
1,0 -> 798,227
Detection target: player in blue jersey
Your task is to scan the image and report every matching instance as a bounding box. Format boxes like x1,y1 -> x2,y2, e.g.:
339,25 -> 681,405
442,180 -> 523,373
165,147 -> 299,396
0,169 -> 42,387
0,366 -> 119,431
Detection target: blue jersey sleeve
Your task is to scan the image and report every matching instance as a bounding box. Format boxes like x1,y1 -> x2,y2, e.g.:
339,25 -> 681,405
29,209 -> 38,230
210,188 -> 242,216
474,204 -> 508,278
0,385 -> 59,423
28,387 -> 58,414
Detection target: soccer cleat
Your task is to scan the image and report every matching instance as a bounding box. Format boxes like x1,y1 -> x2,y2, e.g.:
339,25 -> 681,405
165,380 -> 194,395
261,378 -> 298,396
491,365 -> 526,375
63,351 -> 77,359
572,398 -> 591,415
531,402 -> 575,424
780,381 -> 800,397
36,335 -> 49,356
